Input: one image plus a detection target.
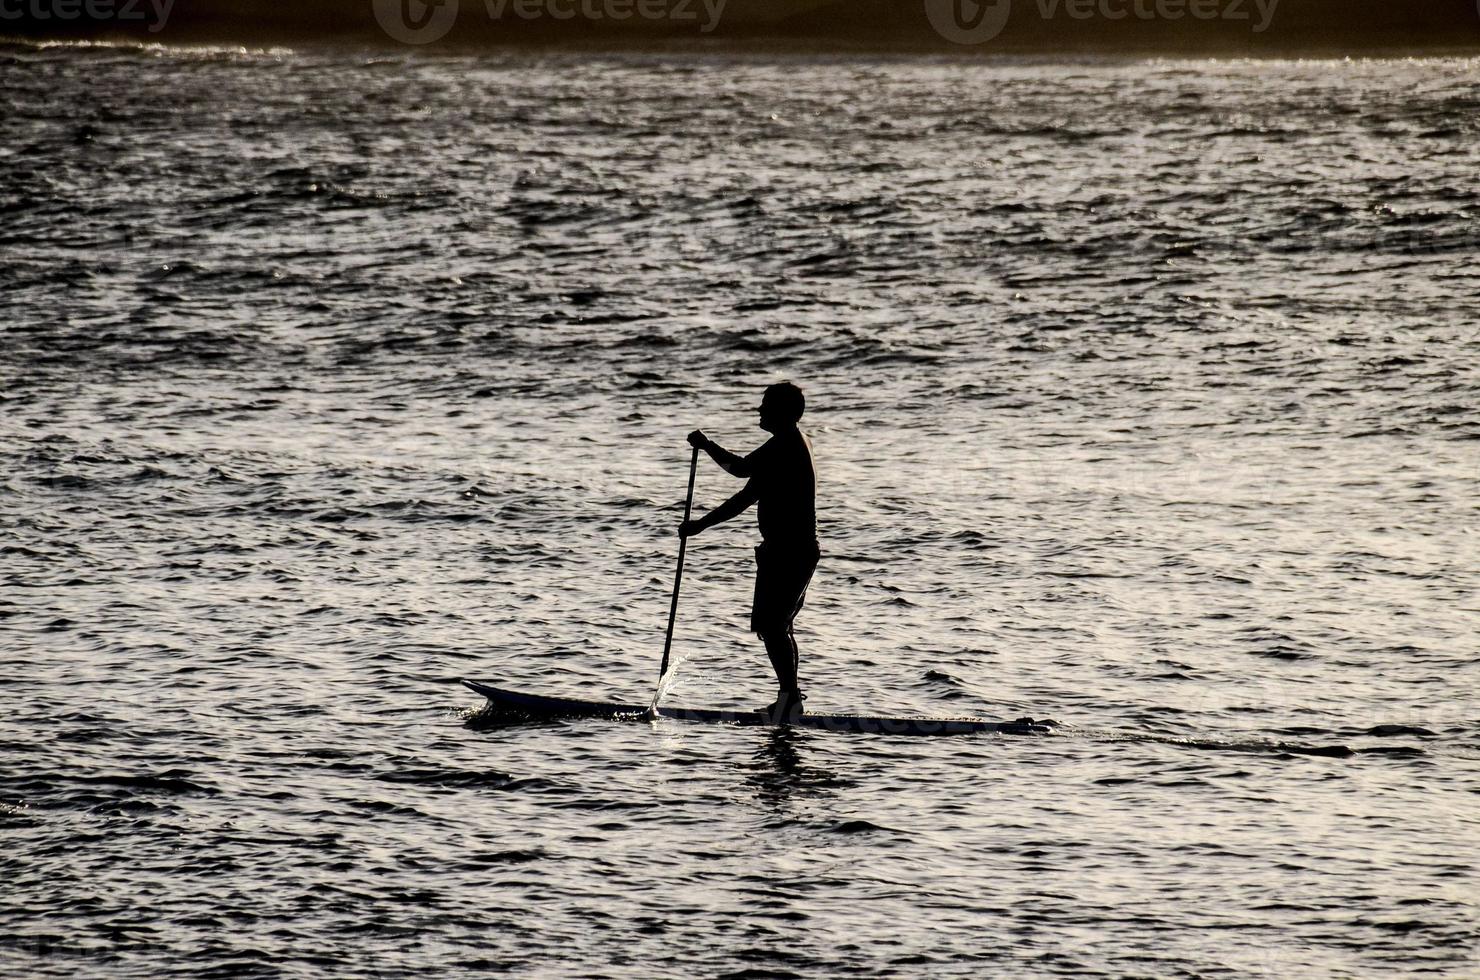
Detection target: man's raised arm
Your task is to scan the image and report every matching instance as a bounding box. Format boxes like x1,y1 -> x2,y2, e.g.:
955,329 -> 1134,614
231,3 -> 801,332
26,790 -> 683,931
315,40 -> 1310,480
687,429 -> 754,478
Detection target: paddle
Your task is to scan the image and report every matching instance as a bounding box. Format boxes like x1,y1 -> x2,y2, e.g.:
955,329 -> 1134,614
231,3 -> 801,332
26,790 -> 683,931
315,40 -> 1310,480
654,444 -> 700,698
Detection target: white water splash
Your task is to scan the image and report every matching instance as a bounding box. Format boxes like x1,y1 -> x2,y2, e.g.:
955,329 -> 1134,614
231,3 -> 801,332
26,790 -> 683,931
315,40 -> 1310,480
647,653 -> 690,715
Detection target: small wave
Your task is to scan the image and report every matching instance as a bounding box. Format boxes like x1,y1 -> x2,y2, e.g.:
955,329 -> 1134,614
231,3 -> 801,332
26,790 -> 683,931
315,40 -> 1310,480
33,474 -> 91,489
827,819 -> 897,835
1356,746 -> 1428,758
375,768 -> 516,788
3,37 -> 294,57
459,848 -> 548,865
0,771 -> 219,796
1363,724 -> 1438,738
340,798 -> 427,817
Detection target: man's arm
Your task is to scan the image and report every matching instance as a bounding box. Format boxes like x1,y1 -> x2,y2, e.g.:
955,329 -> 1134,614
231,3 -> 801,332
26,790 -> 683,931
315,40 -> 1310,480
679,480 -> 759,538
688,430 -> 755,478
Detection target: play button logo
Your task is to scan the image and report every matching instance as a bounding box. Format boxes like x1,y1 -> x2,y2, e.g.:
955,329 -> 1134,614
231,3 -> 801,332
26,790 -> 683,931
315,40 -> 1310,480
373,0 -> 459,44
924,0 -> 1011,44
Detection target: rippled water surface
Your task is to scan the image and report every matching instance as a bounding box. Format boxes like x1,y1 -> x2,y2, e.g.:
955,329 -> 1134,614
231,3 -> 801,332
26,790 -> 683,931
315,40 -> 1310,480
3,42 -> 1479,977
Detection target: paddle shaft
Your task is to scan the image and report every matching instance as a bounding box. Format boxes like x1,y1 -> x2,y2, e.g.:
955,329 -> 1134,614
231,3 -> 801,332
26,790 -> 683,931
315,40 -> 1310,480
657,445 -> 700,681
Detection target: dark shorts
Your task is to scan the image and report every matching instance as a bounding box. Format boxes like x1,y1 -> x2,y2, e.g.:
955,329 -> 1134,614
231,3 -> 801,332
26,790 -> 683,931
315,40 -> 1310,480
750,541 -> 820,636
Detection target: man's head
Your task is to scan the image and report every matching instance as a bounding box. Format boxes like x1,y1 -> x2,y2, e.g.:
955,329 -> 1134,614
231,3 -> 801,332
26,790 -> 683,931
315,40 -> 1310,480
757,381 -> 805,432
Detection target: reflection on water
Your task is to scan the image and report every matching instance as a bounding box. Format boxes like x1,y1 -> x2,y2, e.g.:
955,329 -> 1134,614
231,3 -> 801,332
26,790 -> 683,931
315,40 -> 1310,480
743,727 -> 853,806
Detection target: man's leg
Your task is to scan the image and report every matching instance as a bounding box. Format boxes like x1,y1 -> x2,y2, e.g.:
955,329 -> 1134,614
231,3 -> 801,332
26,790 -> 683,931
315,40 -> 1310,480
751,543 -> 817,717
758,625 -> 803,721
760,625 -> 800,696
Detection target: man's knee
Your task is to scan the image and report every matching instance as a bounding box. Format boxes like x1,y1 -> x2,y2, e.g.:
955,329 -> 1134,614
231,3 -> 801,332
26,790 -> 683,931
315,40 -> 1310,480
755,622 -> 791,643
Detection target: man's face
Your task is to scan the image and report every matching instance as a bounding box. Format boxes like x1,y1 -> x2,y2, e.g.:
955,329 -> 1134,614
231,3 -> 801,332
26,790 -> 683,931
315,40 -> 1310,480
757,395 -> 779,432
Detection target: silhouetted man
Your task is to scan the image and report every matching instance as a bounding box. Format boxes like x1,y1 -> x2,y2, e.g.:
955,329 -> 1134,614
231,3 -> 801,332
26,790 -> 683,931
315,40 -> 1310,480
680,382 -> 819,720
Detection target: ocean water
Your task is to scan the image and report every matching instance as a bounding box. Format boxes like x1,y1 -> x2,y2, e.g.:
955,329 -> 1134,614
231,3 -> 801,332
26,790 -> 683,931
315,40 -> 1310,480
2,41 -> 1478,977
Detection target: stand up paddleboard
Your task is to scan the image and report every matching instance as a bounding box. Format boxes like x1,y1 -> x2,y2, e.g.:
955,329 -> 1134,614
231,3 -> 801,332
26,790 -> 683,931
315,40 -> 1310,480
462,679 -> 1053,737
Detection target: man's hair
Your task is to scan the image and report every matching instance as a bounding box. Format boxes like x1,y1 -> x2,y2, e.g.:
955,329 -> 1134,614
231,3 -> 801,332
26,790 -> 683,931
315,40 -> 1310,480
765,381 -> 805,423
